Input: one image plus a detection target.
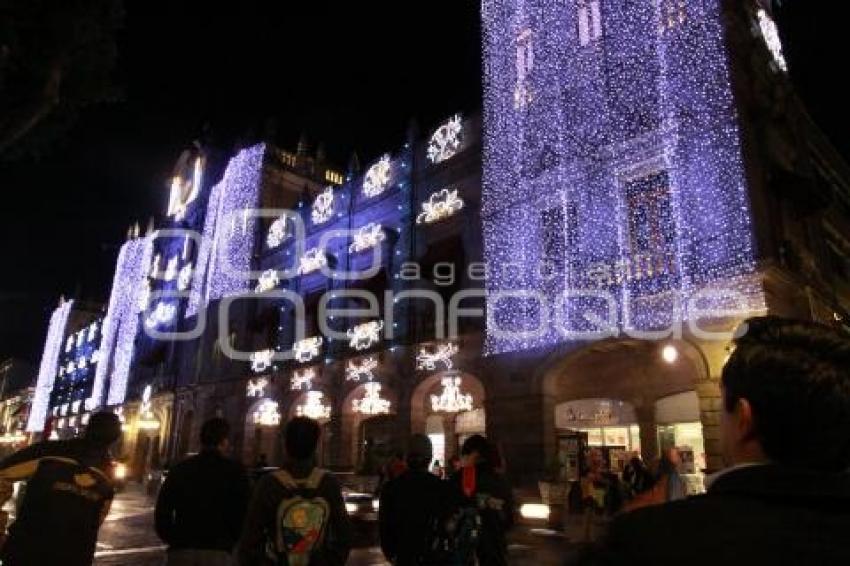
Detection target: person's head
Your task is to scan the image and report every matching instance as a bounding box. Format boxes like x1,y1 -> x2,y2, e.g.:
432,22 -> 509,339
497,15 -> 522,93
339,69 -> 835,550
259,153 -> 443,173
721,316 -> 850,472
85,412 -> 122,448
200,417 -> 231,453
461,434 -> 489,466
285,417 -> 320,461
449,455 -> 461,471
586,448 -> 604,472
406,434 -> 433,470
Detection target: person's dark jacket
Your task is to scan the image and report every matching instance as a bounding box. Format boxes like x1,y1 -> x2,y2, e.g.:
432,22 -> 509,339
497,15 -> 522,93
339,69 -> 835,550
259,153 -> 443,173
155,449 -> 250,552
0,438 -> 115,566
578,464 -> 850,565
450,464 -> 515,566
236,460 -> 352,566
379,467 -> 454,565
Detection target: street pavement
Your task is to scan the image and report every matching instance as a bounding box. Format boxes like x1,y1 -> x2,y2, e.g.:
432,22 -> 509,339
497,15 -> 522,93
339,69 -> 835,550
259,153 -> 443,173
94,485 -> 575,565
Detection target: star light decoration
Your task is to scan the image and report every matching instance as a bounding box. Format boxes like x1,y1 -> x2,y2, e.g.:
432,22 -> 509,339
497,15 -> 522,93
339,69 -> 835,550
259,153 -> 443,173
480,0 -> 764,355
352,382 -> 391,416
266,215 -> 290,249
291,368 -> 316,391
255,269 -> 280,293
296,391 -> 331,420
28,299 -> 74,432
346,357 -> 378,382
253,399 -> 281,427
187,145 -> 265,317
427,114 -> 463,164
250,349 -> 275,374
416,343 -> 459,371
363,155 -> 392,198
347,320 -> 384,351
416,189 -> 465,225
757,8 -> 788,72
349,223 -> 386,254
311,187 -> 335,225
297,248 -> 328,276
293,337 -> 323,364
431,375 -> 473,413
246,378 -> 268,398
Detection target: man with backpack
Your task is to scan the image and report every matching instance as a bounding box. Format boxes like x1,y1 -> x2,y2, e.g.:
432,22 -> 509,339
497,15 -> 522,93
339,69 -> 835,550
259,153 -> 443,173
0,411 -> 121,566
450,435 -> 515,566
155,417 -> 250,565
237,417 -> 351,566
378,434 -> 455,565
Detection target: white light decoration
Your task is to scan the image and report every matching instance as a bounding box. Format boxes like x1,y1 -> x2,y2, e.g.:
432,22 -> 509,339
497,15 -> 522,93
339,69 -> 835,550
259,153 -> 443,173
431,375 -> 473,413
76,330 -> 85,349
311,187 -> 335,225
66,361 -> 76,374
65,336 -> 74,353
266,215 -> 290,249
297,248 -> 328,276
250,349 -> 275,374
58,367 -> 64,378
662,344 -> 679,364
363,154 -> 392,198
138,279 -> 152,313
255,269 -> 280,293
349,223 -> 386,254
352,382 -> 391,416
480,0 -> 764,354
291,368 -> 316,391
87,322 -> 99,342
28,299 -> 74,432
145,302 -> 177,329
293,337 -> 323,364
346,357 -> 378,382
177,263 -> 193,291
296,391 -> 331,421
347,320 -> 384,351
78,356 -> 87,370
416,189 -> 465,225
253,399 -> 281,427
90,350 -> 100,364
149,254 -> 162,278
164,256 -> 179,282
246,378 -> 268,398
427,114 -> 463,164
182,235 -> 191,260
416,343 -> 459,371
757,9 -> 788,72
167,157 -> 203,221
72,400 -> 81,414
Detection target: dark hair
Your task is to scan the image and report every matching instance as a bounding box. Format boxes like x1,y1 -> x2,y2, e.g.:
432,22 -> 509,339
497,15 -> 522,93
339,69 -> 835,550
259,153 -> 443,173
285,417 -> 320,460
85,412 -> 121,447
722,316 -> 850,472
406,434 -> 433,469
200,418 -> 230,449
461,434 -> 489,458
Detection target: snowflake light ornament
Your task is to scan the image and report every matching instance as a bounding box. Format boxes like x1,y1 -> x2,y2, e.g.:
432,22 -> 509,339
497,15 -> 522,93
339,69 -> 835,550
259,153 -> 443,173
346,357 -> 378,382
427,114 -> 463,164
246,378 -> 268,398
266,216 -> 290,249
431,375 -> 473,413
311,187 -> 335,225
349,223 -> 386,254
298,248 -> 328,275
416,189 -> 465,225
416,342 -> 460,371
255,269 -> 279,293
253,400 -> 281,427
144,302 -> 177,329
296,391 -> 331,420
293,336 -> 323,363
291,368 -> 316,391
363,155 -> 392,198
352,382 -> 391,415
347,320 -> 384,351
250,349 -> 275,374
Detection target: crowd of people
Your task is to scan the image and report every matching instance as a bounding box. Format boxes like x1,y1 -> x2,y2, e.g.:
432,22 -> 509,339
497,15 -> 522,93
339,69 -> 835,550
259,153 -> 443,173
0,315 -> 847,565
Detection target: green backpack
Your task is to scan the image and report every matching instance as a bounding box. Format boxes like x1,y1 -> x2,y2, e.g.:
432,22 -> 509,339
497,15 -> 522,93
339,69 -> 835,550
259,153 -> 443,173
269,468 -> 331,566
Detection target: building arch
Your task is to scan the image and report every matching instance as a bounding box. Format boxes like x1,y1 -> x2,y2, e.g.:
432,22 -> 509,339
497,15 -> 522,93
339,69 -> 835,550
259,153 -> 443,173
340,381 -> 400,472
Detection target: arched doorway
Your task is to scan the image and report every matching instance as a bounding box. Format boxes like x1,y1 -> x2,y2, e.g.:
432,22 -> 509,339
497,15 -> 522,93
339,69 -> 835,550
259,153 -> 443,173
287,390 -> 333,467
411,371 -> 486,468
341,382 -> 399,473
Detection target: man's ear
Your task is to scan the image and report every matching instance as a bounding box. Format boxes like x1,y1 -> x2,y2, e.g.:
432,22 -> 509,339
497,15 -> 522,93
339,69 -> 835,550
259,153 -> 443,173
736,398 -> 758,442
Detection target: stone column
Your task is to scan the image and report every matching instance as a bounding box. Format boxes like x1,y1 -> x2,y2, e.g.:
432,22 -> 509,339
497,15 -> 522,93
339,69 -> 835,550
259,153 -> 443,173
697,378 -> 724,473
635,403 -> 658,464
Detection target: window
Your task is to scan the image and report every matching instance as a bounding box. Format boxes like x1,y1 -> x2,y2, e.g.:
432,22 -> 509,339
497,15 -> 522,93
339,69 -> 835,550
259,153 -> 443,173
514,28 -> 534,109
657,0 -> 686,33
325,170 -> 344,185
625,172 -> 676,277
578,0 -> 602,47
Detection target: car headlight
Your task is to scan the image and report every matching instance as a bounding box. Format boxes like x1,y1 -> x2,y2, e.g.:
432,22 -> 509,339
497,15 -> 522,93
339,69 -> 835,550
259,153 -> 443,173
345,502 -> 358,514
519,503 -> 550,520
114,463 -> 127,480
372,499 -> 380,512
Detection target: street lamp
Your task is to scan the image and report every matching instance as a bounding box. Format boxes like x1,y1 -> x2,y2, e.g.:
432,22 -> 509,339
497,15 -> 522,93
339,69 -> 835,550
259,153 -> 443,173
662,344 -> 678,364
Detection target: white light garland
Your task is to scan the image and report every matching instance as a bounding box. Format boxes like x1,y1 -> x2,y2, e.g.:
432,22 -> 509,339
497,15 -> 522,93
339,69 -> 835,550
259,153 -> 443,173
255,269 -> 280,293
246,377 -> 268,398
253,399 -> 281,427
250,349 -> 275,374
293,337 -> 323,364
363,155 -> 392,198
428,114 -> 463,164
291,368 -> 316,391
88,322 -> 99,342
349,223 -> 386,254
757,9 -> 788,72
266,215 -> 290,249
416,189 -> 465,225
298,248 -> 328,276
76,330 -> 85,349
311,187 -> 335,225
150,254 -> 162,279
28,299 -> 74,432
430,375 -> 473,413
346,356 -> 378,382
296,391 -> 331,421
347,320 -> 384,351
416,342 -> 460,371
138,279 -> 152,313
177,263 -> 193,291
352,382 -> 391,416
65,336 -> 74,353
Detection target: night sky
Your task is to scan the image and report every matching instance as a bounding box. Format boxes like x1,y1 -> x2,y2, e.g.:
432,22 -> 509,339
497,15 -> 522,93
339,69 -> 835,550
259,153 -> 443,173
0,0 -> 844,363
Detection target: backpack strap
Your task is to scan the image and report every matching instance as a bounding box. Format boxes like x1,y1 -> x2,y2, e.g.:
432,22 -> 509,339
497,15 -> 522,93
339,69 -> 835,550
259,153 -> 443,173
272,468 -> 327,492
